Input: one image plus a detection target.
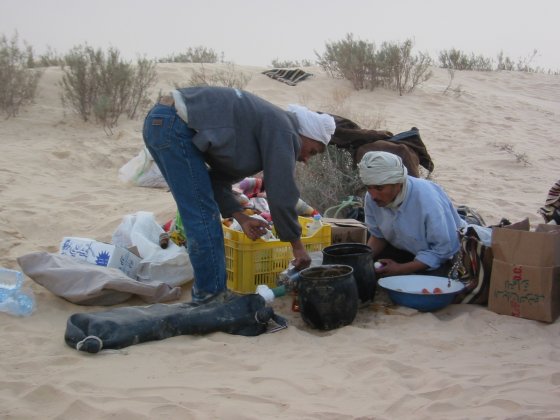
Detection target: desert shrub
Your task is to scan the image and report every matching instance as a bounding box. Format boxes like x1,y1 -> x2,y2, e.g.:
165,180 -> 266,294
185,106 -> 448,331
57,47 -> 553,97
439,48 -> 550,73
438,48 -> 493,71
489,141 -> 531,166
60,45 -> 157,129
316,34 -> 432,94
496,51 -> 515,71
127,57 -> 158,119
184,63 -> 251,89
296,146 -> 364,214
497,49 -> 543,73
159,46 -> 221,63
0,32 -> 42,118
296,103 -> 388,213
316,33 -> 379,90
93,49 -> 134,127
443,68 -> 464,97
376,39 -> 432,95
60,45 -> 99,122
37,46 -> 65,67
439,49 -> 471,70
270,58 -> 314,68
23,44 -> 65,68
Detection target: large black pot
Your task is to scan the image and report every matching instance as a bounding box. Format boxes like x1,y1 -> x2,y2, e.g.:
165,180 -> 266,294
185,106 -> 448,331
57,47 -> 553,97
298,264 -> 358,331
322,243 -> 376,303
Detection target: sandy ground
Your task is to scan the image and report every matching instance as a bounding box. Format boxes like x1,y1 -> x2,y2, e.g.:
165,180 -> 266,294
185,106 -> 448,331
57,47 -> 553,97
1,63 -> 559,419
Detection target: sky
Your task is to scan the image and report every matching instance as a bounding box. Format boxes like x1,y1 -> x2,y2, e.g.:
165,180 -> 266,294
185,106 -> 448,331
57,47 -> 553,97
1,0 -> 559,71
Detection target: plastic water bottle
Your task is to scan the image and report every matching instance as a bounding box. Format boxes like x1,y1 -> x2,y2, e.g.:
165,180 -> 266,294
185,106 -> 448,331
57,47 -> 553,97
307,214 -> 322,236
0,268 -> 35,317
277,266 -> 301,292
255,284 -> 286,303
295,198 -> 315,216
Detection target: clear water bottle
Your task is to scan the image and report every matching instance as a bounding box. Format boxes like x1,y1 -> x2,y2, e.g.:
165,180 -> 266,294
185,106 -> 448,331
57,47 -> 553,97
277,266 -> 301,292
307,214 -> 322,236
255,284 -> 286,303
0,268 -> 35,317
0,267 -> 23,290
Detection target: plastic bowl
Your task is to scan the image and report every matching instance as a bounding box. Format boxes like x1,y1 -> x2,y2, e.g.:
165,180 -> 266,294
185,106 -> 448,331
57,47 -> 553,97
378,275 -> 465,312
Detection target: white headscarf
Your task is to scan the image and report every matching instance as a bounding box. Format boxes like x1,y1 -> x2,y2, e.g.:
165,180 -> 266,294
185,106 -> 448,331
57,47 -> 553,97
358,151 -> 408,209
287,104 -> 336,145
358,151 -> 408,185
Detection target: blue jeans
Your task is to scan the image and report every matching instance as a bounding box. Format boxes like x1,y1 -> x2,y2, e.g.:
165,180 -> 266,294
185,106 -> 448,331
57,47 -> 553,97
142,104 -> 227,298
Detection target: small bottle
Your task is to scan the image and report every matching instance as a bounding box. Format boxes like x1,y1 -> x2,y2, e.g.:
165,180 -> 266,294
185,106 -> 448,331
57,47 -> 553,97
159,232 -> 170,249
307,214 -> 322,236
0,291 -> 35,317
0,268 -> 35,317
255,284 -> 286,303
277,266 -> 301,292
0,267 -> 23,290
295,198 -> 315,216
277,266 -> 302,312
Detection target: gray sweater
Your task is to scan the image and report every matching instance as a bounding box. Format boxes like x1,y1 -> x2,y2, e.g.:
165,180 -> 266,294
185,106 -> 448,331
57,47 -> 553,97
177,86 -> 302,242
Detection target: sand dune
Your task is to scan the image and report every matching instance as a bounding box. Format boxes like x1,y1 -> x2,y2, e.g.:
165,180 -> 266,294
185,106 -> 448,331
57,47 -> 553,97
0,63 -> 559,419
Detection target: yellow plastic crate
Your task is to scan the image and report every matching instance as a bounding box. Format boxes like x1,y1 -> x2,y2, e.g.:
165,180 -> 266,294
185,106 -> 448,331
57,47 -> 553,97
223,216 -> 331,293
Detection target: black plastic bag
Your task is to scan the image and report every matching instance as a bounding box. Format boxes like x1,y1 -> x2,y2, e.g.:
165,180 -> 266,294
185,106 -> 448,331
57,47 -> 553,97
65,294 -> 286,353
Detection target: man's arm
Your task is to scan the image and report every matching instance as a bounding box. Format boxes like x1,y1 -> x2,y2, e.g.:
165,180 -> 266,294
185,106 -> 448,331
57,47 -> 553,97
368,235 -> 429,276
289,238 -> 311,271
367,235 -> 387,258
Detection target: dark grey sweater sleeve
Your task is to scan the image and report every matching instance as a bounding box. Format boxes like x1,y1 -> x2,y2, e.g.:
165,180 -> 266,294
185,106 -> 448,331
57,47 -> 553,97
209,171 -> 243,218
259,128 -> 302,242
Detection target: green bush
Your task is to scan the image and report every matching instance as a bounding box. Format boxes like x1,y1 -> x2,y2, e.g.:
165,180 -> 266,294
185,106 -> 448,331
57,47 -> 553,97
37,46 -> 65,67
158,46 -> 221,63
296,145 -> 364,214
377,39 -> 433,95
0,33 -> 42,118
438,48 -> 493,71
127,57 -> 158,119
296,105 -> 387,213
60,45 -> 157,129
184,63 -> 251,89
316,34 -> 432,94
439,48 -> 552,73
316,33 -> 378,90
270,58 -> 313,68
497,49 -> 545,73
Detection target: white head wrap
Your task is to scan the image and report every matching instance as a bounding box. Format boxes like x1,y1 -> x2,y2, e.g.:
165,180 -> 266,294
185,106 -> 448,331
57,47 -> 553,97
287,104 -> 335,145
358,151 -> 408,185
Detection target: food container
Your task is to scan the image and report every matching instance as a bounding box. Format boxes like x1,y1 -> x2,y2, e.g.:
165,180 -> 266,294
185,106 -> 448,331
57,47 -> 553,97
378,275 -> 465,312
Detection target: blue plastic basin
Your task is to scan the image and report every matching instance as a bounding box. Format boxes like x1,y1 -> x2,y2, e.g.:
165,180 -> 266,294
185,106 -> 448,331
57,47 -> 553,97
378,275 -> 465,312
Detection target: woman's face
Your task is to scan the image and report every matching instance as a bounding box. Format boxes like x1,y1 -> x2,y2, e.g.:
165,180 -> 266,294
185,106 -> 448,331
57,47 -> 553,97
366,183 -> 402,207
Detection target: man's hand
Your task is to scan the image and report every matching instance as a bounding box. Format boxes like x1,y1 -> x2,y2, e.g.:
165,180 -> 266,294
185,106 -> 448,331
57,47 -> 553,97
374,259 -> 401,277
375,258 -> 428,277
290,239 -> 311,271
232,212 -> 270,241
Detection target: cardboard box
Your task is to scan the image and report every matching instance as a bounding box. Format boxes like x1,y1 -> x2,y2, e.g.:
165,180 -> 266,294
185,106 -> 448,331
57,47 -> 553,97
488,219 -> 560,322
59,237 -> 141,279
322,218 -> 368,245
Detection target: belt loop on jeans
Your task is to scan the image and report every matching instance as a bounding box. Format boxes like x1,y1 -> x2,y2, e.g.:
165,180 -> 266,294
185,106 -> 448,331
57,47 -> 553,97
158,95 -> 175,107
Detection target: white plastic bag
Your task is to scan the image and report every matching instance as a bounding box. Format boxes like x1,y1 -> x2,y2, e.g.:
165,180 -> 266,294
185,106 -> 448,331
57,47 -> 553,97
112,212 -> 193,287
118,147 -> 168,189
111,213 -> 135,249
